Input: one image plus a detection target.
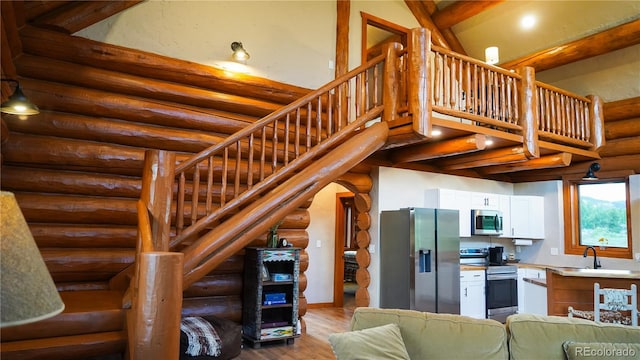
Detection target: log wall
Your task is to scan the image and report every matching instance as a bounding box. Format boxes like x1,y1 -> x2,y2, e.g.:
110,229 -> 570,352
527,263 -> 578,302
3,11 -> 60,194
0,25 -> 332,320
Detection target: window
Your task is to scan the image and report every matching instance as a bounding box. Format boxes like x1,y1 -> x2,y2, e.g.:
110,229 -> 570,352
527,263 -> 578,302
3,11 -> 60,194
563,176 -> 632,259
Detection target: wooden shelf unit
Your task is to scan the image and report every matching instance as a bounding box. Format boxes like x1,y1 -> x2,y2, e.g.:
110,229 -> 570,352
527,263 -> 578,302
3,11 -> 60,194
242,247 -> 300,348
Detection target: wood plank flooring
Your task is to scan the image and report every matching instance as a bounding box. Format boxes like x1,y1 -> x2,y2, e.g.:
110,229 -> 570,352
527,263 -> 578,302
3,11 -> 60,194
236,294 -> 355,359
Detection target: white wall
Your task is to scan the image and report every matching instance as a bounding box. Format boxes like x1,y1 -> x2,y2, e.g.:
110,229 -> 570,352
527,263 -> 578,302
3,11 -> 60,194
76,0 -> 338,89
305,183 -> 348,304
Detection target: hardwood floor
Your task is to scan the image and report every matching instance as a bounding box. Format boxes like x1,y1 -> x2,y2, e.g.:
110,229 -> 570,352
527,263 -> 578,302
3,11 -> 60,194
236,293 -> 356,359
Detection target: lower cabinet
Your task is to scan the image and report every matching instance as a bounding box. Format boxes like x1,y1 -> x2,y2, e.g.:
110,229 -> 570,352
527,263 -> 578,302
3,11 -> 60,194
242,247 -> 300,348
517,267 -> 547,315
460,270 -> 486,319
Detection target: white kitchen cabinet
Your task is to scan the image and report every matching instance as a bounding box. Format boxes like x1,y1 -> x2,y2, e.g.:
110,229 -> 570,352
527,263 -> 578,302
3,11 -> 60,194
508,195 -> 545,239
425,189 -> 472,237
460,270 -> 485,319
471,192 -> 501,210
517,267 -> 547,315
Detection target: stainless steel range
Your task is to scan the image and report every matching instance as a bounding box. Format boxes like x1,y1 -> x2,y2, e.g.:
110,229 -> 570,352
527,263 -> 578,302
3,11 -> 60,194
485,265 -> 518,323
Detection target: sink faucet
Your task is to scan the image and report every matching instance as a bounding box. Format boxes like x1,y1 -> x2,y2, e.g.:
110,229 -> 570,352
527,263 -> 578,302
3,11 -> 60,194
583,246 -> 601,269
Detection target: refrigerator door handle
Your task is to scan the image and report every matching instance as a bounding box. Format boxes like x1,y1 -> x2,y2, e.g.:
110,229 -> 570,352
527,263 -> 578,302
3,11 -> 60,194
419,249 -> 431,273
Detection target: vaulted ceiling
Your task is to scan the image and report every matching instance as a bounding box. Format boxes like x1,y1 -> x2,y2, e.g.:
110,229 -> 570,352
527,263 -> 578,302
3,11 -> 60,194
3,0 -> 639,182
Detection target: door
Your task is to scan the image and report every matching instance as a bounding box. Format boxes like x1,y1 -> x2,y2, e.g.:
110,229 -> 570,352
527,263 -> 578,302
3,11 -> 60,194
333,192 -> 356,307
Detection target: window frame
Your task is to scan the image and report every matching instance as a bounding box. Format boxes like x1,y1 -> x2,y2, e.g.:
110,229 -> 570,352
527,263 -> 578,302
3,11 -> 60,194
563,174 -> 633,259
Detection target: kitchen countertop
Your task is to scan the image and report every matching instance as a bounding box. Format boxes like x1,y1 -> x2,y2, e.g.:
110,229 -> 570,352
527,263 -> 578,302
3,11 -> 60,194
523,277 -> 547,287
548,267 -> 640,279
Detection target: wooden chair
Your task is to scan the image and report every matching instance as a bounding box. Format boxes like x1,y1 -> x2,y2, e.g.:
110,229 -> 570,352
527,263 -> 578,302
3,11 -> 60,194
568,283 -> 638,326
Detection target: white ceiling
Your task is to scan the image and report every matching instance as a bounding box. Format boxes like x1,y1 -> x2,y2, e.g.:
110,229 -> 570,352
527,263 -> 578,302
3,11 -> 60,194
441,0 -> 640,102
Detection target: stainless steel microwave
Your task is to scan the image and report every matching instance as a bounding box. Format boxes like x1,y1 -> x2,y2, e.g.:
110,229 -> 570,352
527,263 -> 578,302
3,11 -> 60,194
471,209 -> 503,235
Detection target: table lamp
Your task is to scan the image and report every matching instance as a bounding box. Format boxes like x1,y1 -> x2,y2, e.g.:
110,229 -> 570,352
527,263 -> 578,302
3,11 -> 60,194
1,191 -> 64,327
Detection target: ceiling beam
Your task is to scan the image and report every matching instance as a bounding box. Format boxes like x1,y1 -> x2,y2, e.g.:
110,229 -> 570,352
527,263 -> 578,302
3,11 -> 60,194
499,18 -> 640,72
439,146 -> 528,170
481,153 -> 572,175
391,134 -> 486,163
431,0 -> 506,30
30,1 -> 143,34
403,0 -> 454,51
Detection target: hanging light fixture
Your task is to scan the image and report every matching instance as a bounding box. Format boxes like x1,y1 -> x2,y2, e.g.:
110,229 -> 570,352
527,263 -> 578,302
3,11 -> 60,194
230,41 -> 250,63
582,162 -> 601,180
485,46 -> 499,65
0,79 -> 40,116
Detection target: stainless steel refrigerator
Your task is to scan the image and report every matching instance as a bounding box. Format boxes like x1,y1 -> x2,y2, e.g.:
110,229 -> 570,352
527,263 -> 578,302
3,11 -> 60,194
380,208 -> 460,314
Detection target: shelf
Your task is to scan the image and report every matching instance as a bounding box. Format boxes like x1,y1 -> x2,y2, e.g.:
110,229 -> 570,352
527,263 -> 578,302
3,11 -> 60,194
263,280 -> 294,286
262,303 -> 293,309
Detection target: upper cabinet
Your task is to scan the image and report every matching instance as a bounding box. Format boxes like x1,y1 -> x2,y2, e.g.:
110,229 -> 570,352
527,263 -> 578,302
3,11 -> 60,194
426,189 -> 544,239
508,196 -> 545,239
425,188 -> 472,237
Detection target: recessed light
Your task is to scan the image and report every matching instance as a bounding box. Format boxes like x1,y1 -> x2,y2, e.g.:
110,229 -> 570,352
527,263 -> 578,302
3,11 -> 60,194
485,138 -> 494,146
431,129 -> 442,137
521,14 -> 536,30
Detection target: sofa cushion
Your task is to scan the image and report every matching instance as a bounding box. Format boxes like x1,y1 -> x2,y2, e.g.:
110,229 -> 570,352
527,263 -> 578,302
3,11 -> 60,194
350,308 -> 508,360
563,341 -> 640,360
328,323 -> 410,360
507,313 -> 640,360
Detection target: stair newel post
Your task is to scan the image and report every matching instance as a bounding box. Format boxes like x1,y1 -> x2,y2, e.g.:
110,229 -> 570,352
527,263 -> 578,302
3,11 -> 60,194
141,149 -> 176,251
382,41 -> 403,123
586,94 -> 605,152
408,27 -> 431,137
516,66 -> 540,159
126,149 -> 183,359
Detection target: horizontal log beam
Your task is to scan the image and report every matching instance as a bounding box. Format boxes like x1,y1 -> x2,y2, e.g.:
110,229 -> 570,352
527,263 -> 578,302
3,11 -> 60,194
1,166 -> 142,198
481,153 -> 572,175
391,134 -> 486,163
29,1 -> 143,34
30,224 -> 138,248
16,54 -> 279,118
603,96 -> 640,122
439,146 -> 527,170
431,1 -> 505,30
500,19 -> 640,72
20,78 -> 254,134
41,249 -> 135,273
599,137 -> 640,157
605,118 -> 640,140
19,25 -> 310,104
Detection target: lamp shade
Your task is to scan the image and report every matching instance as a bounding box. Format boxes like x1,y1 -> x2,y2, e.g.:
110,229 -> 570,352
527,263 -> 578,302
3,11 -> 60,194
485,46 -> 499,65
0,83 -> 40,115
1,191 -> 64,327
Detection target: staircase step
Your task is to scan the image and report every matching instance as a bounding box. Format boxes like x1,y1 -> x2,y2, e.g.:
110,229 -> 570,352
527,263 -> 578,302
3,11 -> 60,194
1,290 -> 125,342
0,331 -> 126,360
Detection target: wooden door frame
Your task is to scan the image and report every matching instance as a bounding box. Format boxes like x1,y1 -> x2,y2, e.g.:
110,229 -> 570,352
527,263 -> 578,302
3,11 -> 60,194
333,191 -> 355,307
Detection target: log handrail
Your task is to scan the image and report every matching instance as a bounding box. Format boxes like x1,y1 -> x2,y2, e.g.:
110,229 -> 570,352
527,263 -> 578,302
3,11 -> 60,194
535,80 -> 595,148
171,48 -> 398,249
430,43 -> 523,131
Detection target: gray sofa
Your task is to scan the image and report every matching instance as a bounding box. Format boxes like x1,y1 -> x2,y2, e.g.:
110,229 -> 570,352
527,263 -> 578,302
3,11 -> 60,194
328,308 -> 640,360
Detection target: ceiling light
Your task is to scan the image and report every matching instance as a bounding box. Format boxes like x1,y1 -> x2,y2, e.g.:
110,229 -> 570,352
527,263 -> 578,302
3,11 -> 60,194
1,79 -> 40,116
485,47 -> 499,65
230,42 -> 250,63
582,162 -> 600,180
431,129 -> 442,137
521,15 -> 536,30
485,138 -> 494,146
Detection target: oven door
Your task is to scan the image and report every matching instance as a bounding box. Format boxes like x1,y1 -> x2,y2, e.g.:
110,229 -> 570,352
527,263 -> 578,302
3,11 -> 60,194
486,274 -> 518,310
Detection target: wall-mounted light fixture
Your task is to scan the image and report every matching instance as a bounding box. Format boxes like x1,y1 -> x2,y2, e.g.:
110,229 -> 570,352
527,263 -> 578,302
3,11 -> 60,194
231,42 -> 250,63
582,162 -> 601,180
1,79 -> 40,116
485,46 -> 499,65
1,191 -> 65,328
